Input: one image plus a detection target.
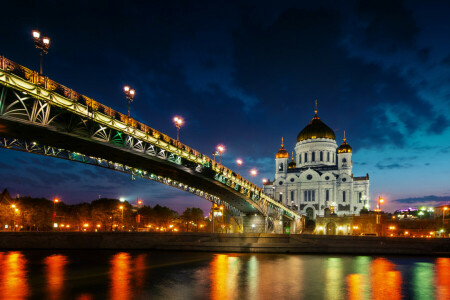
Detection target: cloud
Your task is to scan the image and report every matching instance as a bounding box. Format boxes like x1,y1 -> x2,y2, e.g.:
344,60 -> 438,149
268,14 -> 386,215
375,162 -> 412,170
393,195 -> 450,204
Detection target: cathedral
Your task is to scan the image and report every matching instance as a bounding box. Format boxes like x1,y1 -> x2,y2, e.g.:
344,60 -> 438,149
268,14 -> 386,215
263,104 -> 370,220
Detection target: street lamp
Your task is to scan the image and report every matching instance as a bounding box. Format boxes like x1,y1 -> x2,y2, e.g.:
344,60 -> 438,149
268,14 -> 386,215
173,116 -> 184,146
236,159 -> 243,175
262,178 -> 267,185
119,197 -> 125,202
217,145 -> 225,164
376,196 -> 384,236
443,207 -> 448,237
53,198 -> 59,228
119,206 -> 124,229
250,169 -> 257,184
123,85 -> 136,118
32,30 -> 50,75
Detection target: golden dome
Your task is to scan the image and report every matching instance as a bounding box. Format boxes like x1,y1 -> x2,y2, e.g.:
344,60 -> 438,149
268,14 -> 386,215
288,152 -> 296,168
337,131 -> 352,153
276,137 -> 289,159
296,101 -> 336,142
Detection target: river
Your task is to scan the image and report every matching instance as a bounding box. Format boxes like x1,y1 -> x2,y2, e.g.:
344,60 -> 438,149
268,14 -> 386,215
0,250 -> 448,299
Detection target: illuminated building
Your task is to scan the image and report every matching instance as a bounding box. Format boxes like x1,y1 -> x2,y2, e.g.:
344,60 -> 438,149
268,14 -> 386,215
263,102 -> 370,220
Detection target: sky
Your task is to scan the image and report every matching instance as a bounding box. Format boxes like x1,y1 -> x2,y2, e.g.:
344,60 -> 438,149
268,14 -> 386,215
0,0 -> 449,213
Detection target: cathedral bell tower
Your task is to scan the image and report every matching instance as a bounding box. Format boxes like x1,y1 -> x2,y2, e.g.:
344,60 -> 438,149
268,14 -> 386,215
275,137 -> 289,179
337,131 -> 353,175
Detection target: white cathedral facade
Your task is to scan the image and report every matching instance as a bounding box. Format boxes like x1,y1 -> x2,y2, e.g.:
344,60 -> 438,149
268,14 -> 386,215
263,106 -> 370,220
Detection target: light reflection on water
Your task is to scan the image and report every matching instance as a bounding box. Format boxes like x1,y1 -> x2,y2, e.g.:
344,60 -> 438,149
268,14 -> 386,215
0,251 -> 448,299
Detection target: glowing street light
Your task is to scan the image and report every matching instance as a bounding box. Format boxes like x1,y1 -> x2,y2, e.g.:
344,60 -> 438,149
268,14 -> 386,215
119,205 -> 124,227
262,178 -> 267,185
443,207 -> 448,236
217,145 -> 225,164
32,29 -> 50,75
250,169 -> 257,184
137,199 -> 143,206
119,197 -> 125,202
236,159 -> 243,175
123,85 -> 136,118
173,116 -> 184,145
53,197 -> 59,229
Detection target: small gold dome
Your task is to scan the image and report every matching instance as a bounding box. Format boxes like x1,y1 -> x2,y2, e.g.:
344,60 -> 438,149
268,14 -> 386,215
288,152 -> 296,168
337,132 -> 352,153
276,137 -> 289,159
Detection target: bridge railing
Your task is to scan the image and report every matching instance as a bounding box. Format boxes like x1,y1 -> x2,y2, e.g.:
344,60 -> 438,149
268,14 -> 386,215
0,56 -> 299,220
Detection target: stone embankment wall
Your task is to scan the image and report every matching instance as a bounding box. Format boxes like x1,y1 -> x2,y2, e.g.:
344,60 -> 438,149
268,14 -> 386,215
0,232 -> 449,256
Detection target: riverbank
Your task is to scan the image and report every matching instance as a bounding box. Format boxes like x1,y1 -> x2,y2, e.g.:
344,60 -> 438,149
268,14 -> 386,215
1,232 -> 449,255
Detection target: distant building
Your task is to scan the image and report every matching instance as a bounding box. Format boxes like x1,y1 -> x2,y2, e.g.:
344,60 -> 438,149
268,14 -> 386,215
263,103 -> 370,220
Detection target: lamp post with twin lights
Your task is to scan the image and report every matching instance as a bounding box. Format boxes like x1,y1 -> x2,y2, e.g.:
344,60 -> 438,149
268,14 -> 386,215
32,30 -> 50,75
173,116 -> 184,146
123,86 -> 135,118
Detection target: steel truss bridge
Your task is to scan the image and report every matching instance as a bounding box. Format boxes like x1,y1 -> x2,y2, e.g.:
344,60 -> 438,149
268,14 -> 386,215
0,56 -> 303,233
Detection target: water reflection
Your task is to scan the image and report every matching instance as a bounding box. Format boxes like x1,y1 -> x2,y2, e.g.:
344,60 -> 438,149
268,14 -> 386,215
110,252 -> 131,300
0,251 -> 448,299
371,258 -> 402,300
326,257 -> 343,300
413,262 -> 434,300
436,258 -> 450,300
45,254 -> 68,300
0,252 -> 29,300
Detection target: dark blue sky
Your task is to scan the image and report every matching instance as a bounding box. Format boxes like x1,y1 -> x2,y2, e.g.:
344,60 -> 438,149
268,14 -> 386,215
1,0 -> 449,213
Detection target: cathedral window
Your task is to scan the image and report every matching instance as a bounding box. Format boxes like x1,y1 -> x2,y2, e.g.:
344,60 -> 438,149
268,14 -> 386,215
304,190 -> 315,202
305,153 -> 308,162
342,158 -> 347,163
291,190 -> 295,202
325,176 -> 330,180
343,191 -> 346,202
359,192 -> 362,203
320,151 -> 323,161
279,163 -> 284,171
299,155 -> 302,164
312,152 -> 315,161
307,174 -> 313,180
290,178 -> 294,182
279,193 -> 283,202
326,189 -> 329,201
327,152 -> 330,162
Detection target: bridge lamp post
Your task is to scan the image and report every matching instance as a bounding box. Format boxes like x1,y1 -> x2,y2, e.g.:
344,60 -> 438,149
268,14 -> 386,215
250,169 -> 257,184
123,86 -> 135,118
10,205 -> 16,231
217,145 -> 225,164
173,116 -> 184,146
376,196 -> 384,236
32,30 -> 50,75
236,159 -> 243,175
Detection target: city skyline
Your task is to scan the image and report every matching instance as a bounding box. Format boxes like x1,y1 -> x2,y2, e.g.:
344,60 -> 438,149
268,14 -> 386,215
1,1 -> 450,213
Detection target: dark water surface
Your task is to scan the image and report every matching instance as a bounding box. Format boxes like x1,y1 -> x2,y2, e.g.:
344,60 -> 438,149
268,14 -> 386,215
0,250 -> 448,299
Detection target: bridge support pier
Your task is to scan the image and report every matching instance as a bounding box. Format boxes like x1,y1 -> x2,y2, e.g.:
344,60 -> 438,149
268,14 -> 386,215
242,214 -> 266,233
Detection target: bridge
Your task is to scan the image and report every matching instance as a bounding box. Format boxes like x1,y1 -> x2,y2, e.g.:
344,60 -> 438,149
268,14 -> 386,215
0,56 -> 303,233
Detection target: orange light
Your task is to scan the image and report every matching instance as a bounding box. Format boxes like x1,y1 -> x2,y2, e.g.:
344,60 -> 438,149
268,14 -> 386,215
96,224 -> 101,228
137,200 -> 143,205
250,169 -> 257,176
119,206 -> 123,210
42,37 -> 50,45
379,198 -> 384,204
54,198 -> 59,203
236,159 -> 243,166
11,204 -> 16,208
83,224 -> 89,227
444,207 -> 448,211
124,85 -> 130,92
217,145 -> 225,153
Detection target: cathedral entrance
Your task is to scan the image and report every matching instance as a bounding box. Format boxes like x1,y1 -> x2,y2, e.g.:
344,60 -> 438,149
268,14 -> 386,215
306,208 -> 314,220
326,222 -> 336,235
